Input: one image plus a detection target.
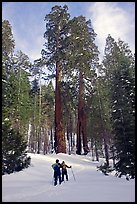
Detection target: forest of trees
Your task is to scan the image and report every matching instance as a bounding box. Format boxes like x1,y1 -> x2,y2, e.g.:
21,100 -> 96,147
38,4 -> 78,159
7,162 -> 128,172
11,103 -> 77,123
2,5 -> 135,179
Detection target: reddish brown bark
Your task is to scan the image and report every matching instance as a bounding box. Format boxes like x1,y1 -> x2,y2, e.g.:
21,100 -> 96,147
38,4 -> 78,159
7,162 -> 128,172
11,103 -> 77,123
76,71 -> 89,155
55,61 -> 66,153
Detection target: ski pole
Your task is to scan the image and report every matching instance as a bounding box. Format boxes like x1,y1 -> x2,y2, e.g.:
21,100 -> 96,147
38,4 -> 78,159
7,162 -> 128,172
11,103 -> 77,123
71,167 -> 76,181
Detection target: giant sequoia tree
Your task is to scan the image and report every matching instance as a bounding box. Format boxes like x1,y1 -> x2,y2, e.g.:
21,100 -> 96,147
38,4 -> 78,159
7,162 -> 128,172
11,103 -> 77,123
42,5 -> 70,153
65,16 -> 99,154
42,7 -> 100,154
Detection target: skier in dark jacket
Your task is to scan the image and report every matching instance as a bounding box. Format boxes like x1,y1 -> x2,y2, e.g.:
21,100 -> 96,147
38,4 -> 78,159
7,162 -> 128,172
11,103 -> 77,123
61,161 -> 71,182
52,159 -> 62,186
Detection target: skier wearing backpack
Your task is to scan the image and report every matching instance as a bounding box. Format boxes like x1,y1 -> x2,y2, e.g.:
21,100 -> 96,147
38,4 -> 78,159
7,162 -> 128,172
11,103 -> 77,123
61,161 -> 71,182
52,159 -> 62,186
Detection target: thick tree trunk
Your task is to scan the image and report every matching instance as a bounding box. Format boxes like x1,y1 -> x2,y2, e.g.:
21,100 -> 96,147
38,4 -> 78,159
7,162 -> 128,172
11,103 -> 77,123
55,61 -> 66,153
76,72 -> 89,155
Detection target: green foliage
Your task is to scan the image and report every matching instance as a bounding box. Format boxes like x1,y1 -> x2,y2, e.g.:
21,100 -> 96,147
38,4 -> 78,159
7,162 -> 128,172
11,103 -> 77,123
103,35 -> 135,179
42,5 -> 70,72
42,81 -> 55,124
2,19 -> 32,173
2,20 -> 15,58
111,68 -> 135,178
65,16 -> 99,78
2,120 -> 30,174
2,20 -> 15,119
2,7 -> 135,176
31,78 -> 39,96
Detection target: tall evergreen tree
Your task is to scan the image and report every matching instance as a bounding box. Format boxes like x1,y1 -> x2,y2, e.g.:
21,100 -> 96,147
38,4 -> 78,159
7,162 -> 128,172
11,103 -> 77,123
65,16 -> 99,154
95,76 -> 112,165
2,19 -> 15,120
2,20 -> 31,174
103,35 -> 135,178
11,51 -> 32,135
42,5 -> 70,153
87,73 -> 112,163
29,78 -> 40,153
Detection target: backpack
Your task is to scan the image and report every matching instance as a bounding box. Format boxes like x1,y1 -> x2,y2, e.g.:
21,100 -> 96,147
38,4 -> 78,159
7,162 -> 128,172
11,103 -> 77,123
52,163 -> 59,171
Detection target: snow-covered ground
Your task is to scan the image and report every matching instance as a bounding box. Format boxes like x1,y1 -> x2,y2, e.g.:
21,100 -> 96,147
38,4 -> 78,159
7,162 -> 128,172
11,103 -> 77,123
2,153 -> 135,202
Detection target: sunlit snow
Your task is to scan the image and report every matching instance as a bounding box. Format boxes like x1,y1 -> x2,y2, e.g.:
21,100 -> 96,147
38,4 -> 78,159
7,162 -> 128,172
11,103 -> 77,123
2,153 -> 135,202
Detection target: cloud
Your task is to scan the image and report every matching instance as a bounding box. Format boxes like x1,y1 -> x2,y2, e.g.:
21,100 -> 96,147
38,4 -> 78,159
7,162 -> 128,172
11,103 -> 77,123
13,22 -> 45,62
87,2 -> 135,59
3,2 -> 135,63
2,2 -> 48,62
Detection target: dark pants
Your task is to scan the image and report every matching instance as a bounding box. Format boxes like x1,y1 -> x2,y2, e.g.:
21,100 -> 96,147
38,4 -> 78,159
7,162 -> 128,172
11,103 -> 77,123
54,171 -> 61,186
62,169 -> 68,181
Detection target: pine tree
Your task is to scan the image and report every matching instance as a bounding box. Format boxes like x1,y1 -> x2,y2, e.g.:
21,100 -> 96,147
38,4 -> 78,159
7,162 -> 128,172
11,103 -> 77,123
2,20 -> 15,120
2,20 -> 31,174
2,120 -> 28,174
111,57 -> 135,178
11,50 -> 32,135
87,74 -> 112,163
103,35 -> 135,178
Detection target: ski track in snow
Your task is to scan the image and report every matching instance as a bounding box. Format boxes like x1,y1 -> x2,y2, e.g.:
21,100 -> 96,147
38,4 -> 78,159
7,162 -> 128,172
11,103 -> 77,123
2,153 -> 135,202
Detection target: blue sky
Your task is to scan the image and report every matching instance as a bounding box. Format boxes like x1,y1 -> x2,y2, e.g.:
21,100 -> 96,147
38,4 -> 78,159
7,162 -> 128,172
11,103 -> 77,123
2,2 -> 135,62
